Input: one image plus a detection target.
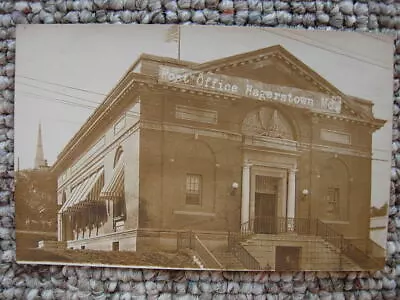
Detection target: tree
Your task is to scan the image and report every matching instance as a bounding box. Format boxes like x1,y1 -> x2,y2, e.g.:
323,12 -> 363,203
15,168 -> 57,232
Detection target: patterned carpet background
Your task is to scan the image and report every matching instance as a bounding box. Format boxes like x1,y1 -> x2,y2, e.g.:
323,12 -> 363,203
1,0 -> 400,299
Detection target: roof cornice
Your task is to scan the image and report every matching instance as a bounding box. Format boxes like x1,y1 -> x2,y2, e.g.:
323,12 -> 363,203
51,45 -> 386,173
51,72 -> 145,174
192,45 -> 376,120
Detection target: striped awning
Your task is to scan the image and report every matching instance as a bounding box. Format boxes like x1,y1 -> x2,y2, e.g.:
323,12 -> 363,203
60,168 -> 104,214
100,155 -> 124,200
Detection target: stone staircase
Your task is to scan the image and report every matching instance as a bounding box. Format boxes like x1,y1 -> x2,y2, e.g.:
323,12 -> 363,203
187,231 -> 370,271
211,246 -> 246,270
240,233 -> 361,271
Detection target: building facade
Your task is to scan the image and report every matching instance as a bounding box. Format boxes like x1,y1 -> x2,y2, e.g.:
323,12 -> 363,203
52,45 -> 386,270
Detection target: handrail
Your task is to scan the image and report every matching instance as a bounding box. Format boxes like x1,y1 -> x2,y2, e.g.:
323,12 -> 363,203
242,216 -> 316,235
228,231 -> 262,270
345,238 -> 386,258
241,216 -> 384,270
192,235 -> 224,269
168,223 -> 385,270
315,219 -> 383,269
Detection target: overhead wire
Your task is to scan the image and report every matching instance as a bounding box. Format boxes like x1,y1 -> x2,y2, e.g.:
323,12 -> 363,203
259,28 -> 391,70
16,80 -> 104,106
16,37 -> 390,165
289,29 -> 390,68
16,75 -> 107,96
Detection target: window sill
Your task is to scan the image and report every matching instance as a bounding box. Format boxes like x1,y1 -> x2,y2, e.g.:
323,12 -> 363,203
173,210 -> 216,217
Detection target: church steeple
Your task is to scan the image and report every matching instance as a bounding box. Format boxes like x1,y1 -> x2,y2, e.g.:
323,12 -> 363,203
34,122 -> 47,169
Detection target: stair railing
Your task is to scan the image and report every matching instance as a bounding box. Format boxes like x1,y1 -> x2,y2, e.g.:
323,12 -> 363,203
244,216 -> 316,235
315,219 -> 383,270
315,219 -> 344,250
192,234 -> 223,269
241,217 -> 385,270
177,230 -> 223,269
228,231 -> 262,270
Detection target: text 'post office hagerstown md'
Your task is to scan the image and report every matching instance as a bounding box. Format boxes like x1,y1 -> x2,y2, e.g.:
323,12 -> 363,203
50,45 -> 387,271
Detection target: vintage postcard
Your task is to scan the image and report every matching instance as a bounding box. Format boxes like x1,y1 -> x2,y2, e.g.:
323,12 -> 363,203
15,25 -> 393,271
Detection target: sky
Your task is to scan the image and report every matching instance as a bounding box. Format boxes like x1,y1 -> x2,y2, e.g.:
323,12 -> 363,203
15,25 -> 393,211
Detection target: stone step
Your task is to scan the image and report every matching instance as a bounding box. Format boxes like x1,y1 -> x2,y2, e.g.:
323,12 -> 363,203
242,234 -> 360,271
251,234 -> 325,241
211,247 -> 246,269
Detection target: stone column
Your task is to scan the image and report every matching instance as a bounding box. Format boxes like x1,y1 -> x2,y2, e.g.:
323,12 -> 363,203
287,169 -> 297,231
241,163 -> 251,231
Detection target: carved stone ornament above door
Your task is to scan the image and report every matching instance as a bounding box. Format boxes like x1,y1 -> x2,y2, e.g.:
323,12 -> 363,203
242,106 -> 294,140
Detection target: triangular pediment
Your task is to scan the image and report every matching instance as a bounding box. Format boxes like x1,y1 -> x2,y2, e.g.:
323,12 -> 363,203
199,52 -> 324,95
135,46 -> 384,127
192,45 -> 378,123
194,45 -> 337,95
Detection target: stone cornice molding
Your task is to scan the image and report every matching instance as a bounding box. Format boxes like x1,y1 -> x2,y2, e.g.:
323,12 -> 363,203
52,74 -> 146,174
52,44 -> 385,173
191,45 -> 383,124
309,111 -> 386,129
132,45 -> 380,122
299,142 -> 372,158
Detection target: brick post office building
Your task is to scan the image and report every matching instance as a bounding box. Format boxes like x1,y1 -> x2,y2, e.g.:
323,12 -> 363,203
52,45 -> 386,271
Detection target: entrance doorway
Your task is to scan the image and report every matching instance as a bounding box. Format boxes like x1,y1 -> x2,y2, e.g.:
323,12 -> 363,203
254,175 -> 278,234
275,246 -> 301,271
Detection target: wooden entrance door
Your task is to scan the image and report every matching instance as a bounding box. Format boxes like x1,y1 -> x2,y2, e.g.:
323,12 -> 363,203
253,175 -> 278,233
275,246 -> 301,271
254,192 -> 277,233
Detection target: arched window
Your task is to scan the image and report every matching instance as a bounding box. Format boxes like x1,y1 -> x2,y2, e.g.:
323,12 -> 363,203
114,146 -> 123,168
318,158 -> 349,221
175,139 -> 216,210
113,147 -> 126,221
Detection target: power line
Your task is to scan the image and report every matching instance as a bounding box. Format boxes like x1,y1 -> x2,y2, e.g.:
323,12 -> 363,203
18,89 -> 388,164
292,30 -> 391,68
19,91 -> 97,111
44,116 -> 87,126
260,28 -> 391,70
16,75 -> 108,96
18,86 -> 387,134
16,81 -> 103,106
18,90 -> 140,118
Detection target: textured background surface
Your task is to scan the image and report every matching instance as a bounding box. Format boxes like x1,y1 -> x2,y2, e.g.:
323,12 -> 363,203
1,1 -> 400,299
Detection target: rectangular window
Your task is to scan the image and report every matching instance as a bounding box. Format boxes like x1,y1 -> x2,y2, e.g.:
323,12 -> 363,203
176,105 -> 218,124
186,174 -> 202,205
113,197 -> 126,221
320,129 -> 351,145
114,115 -> 126,135
327,187 -> 340,216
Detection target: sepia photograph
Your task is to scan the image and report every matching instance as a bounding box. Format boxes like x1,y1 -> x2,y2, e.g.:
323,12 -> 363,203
15,24 -> 393,271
